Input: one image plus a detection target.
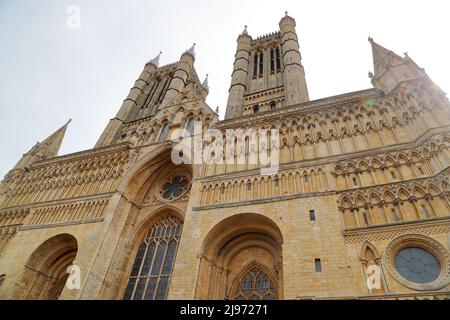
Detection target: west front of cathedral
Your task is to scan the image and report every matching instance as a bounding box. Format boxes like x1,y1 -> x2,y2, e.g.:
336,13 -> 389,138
1,14 -> 450,300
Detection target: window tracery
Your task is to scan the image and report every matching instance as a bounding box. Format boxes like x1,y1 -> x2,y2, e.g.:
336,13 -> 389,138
232,266 -> 277,300
123,216 -> 183,300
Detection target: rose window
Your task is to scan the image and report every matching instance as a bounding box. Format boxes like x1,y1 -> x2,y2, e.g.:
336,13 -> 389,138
159,175 -> 190,201
394,247 -> 441,284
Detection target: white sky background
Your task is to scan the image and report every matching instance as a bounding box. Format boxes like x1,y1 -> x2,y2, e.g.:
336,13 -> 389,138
0,0 -> 449,179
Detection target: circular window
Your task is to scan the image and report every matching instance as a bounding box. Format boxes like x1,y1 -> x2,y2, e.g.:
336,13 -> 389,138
159,175 -> 190,201
385,234 -> 450,291
394,247 -> 441,283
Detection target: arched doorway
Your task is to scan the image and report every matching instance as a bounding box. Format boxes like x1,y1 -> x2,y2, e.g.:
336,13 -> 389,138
197,213 -> 283,299
14,233 -> 78,300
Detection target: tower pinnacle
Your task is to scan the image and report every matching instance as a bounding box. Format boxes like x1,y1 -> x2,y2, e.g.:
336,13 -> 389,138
147,51 -> 162,67
202,74 -> 209,92
186,43 -> 196,56
369,38 -> 426,94
12,119 -> 71,171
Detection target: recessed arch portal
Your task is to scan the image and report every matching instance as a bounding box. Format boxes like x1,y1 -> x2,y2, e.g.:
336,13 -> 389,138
197,213 -> 283,300
13,233 -> 78,300
99,146 -> 192,300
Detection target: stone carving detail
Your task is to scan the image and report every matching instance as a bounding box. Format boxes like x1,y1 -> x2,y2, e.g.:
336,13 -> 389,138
0,148 -> 130,209
200,166 -> 329,206
338,170 -> 450,229
344,224 -> 450,244
0,208 -> 29,252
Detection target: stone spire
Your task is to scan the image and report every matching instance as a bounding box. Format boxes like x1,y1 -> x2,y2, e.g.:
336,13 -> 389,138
202,74 -> 209,92
242,25 -> 248,35
186,43 -> 196,57
369,37 -> 406,79
147,51 -> 162,67
12,119 -> 71,171
368,37 -> 426,94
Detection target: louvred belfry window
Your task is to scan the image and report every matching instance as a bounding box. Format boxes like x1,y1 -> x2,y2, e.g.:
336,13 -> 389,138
270,48 -> 275,73
123,216 -> 183,300
253,54 -> 258,79
275,47 -> 281,71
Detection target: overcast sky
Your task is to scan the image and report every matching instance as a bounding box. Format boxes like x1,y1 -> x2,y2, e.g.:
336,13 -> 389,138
1,0 -> 449,179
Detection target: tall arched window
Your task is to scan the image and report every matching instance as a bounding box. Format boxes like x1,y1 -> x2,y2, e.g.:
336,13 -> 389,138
253,55 -> 258,79
270,48 -> 275,73
232,265 -> 277,300
186,118 -> 194,135
123,216 -> 183,300
275,48 -> 281,71
158,122 -> 169,142
259,52 -> 264,77
253,105 -> 259,113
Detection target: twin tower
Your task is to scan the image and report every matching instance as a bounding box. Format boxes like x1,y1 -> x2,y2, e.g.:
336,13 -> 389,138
225,12 -> 309,119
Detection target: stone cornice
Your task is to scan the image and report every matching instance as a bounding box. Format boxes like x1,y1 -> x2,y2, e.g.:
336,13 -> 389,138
343,216 -> 450,237
19,217 -> 104,231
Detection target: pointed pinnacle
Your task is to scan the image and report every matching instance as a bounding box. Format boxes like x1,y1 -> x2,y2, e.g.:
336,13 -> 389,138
148,51 -> 162,67
187,43 -> 196,56
202,74 -> 209,91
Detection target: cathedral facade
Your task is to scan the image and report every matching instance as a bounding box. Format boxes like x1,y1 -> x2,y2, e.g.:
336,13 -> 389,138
1,13 -> 450,300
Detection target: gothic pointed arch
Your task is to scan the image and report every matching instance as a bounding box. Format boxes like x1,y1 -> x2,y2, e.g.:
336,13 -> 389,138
230,262 -> 278,300
360,241 -> 380,262
359,241 -> 386,294
93,145 -> 192,300
122,211 -> 183,300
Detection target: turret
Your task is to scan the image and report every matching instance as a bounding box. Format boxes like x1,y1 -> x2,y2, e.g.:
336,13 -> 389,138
95,51 -> 162,147
368,38 -> 427,94
160,44 -> 196,107
11,119 -> 70,172
279,11 -> 309,106
200,74 -> 209,99
225,26 -> 252,119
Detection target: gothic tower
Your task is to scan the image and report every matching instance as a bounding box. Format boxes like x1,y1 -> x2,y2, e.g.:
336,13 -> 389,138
225,12 -> 309,119
96,44 -> 210,147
